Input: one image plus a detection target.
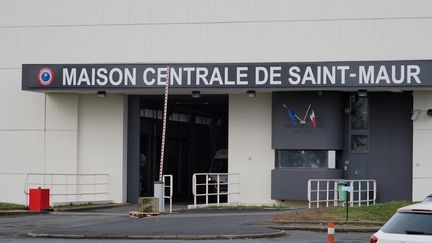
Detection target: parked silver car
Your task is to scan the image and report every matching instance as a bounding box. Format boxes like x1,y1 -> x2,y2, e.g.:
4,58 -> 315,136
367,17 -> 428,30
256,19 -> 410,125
370,202 -> 432,243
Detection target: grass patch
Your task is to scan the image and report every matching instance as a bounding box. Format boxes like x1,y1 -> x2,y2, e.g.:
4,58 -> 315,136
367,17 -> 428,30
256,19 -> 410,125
0,202 -> 25,210
324,201 -> 413,222
274,201 -> 413,222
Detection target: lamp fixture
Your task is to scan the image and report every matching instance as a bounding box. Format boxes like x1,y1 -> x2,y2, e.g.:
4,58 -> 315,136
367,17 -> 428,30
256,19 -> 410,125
344,107 -> 352,115
97,91 -> 106,98
246,90 -> 256,98
191,91 -> 201,98
358,90 -> 367,98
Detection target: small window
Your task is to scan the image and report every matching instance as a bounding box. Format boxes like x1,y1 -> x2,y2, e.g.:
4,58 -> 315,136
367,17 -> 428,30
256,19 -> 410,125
179,114 -> 190,123
169,113 -> 179,121
351,135 -> 368,152
141,108 -> 160,119
195,116 -> 211,125
351,98 -> 368,129
275,150 -> 339,169
149,109 -> 153,117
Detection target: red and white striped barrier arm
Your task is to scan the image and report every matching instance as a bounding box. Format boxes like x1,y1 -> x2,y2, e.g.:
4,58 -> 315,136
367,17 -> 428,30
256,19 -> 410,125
159,66 -> 170,181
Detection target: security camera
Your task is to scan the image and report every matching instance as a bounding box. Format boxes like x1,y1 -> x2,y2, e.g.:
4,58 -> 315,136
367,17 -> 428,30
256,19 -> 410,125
427,109 -> 432,117
411,110 -> 420,121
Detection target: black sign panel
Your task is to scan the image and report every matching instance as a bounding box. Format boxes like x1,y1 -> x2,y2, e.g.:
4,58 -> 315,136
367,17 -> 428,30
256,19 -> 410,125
272,92 -> 344,150
22,60 -> 432,91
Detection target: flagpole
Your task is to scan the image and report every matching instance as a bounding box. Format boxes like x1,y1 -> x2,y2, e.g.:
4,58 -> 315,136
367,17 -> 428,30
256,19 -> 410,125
303,104 -> 312,122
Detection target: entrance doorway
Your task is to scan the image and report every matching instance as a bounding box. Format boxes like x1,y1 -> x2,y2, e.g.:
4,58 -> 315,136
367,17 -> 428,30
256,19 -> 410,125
137,95 -> 228,203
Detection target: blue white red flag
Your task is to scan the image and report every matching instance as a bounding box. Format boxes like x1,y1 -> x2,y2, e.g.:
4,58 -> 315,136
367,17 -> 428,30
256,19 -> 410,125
283,104 -> 298,126
310,110 -> 317,128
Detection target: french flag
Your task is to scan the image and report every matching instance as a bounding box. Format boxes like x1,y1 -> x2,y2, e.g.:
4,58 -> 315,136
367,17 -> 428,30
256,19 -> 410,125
283,104 -> 298,126
309,110 -> 317,128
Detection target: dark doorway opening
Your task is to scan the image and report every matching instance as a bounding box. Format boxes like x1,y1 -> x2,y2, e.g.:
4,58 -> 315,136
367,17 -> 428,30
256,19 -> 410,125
138,95 -> 228,203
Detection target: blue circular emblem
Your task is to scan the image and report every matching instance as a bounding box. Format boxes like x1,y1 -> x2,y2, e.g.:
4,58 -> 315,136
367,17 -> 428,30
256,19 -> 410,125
37,68 -> 54,86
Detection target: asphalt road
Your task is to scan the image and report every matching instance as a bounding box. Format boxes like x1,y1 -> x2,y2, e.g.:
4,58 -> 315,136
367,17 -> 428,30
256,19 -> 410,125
0,206 -> 372,243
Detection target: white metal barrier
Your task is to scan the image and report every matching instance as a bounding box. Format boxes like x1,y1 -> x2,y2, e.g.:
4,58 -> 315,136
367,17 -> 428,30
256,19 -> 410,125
190,173 -> 240,208
24,173 -> 110,206
307,179 -> 376,208
163,174 -> 173,213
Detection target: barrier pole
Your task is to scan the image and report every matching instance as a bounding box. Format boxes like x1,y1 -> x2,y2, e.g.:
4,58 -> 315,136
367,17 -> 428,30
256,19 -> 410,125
155,66 -> 170,212
327,223 -> 335,243
158,66 -> 170,181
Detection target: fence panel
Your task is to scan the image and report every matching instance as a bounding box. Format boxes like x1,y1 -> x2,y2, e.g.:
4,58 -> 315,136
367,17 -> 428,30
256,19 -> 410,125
190,173 -> 240,209
308,179 -> 376,208
25,173 -> 110,206
163,174 -> 173,213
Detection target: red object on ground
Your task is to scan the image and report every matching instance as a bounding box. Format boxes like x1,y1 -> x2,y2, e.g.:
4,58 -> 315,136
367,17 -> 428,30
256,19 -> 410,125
29,188 -> 50,211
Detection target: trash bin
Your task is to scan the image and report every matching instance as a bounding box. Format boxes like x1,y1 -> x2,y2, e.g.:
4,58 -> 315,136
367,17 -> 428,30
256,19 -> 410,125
337,182 -> 348,202
29,188 -> 50,211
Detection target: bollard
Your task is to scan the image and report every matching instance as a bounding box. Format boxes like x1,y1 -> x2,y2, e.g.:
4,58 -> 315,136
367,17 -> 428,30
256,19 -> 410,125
327,223 -> 335,243
154,181 -> 164,213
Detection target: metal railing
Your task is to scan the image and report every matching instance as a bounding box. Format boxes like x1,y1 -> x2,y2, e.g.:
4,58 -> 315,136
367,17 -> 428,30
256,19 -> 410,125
163,174 -> 173,213
307,179 -> 376,208
24,173 -> 109,206
190,173 -> 240,208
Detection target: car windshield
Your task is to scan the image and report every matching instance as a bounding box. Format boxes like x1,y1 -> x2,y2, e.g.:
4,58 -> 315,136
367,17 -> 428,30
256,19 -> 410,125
382,212 -> 432,235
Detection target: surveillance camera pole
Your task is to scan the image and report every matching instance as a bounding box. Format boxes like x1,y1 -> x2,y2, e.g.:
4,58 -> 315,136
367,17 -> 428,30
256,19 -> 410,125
154,66 -> 170,213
